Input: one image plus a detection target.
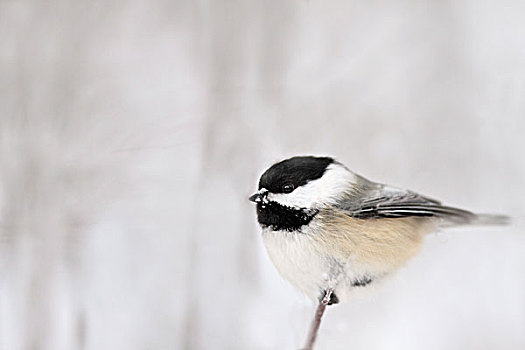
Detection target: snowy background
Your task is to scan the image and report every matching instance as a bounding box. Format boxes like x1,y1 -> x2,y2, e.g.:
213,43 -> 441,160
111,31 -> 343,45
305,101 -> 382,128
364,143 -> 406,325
1,1 -> 524,349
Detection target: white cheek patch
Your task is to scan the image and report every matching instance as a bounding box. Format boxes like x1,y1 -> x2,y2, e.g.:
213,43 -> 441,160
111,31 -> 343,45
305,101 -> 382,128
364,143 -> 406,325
267,164 -> 357,209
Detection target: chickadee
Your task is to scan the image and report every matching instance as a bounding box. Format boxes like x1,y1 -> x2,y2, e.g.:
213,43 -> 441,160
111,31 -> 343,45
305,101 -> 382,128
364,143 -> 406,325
249,156 -> 507,305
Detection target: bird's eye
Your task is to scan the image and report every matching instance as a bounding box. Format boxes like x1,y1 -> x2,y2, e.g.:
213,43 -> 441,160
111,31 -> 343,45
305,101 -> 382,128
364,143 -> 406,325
282,183 -> 295,193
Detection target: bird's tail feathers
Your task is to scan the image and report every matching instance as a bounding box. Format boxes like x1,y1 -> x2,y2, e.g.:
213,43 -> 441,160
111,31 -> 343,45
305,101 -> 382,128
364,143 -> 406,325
469,213 -> 510,226
440,212 -> 510,228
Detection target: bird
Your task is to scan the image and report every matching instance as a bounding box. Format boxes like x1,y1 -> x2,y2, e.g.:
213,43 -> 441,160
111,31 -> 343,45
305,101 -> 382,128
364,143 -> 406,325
249,155 -> 508,305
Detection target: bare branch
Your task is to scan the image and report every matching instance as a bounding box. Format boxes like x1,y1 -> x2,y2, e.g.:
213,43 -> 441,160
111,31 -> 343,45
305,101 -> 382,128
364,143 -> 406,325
302,288 -> 333,350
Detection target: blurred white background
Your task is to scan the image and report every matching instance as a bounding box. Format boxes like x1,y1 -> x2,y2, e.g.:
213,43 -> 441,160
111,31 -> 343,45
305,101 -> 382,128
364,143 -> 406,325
1,1 -> 524,349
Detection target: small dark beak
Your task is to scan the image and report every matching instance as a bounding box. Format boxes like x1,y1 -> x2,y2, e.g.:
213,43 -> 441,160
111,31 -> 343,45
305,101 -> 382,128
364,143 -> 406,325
249,193 -> 262,203
249,189 -> 268,203
248,192 -> 266,203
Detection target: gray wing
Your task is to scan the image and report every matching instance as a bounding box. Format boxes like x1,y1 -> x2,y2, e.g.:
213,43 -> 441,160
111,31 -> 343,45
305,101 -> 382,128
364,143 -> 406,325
337,175 -> 478,226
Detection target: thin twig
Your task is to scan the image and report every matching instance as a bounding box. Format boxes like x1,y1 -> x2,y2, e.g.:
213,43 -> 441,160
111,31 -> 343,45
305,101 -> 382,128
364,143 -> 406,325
302,288 -> 333,350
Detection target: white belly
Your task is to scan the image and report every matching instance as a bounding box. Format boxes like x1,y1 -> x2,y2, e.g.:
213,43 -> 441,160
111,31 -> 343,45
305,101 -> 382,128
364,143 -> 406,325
260,213 -> 431,302
262,227 -> 333,301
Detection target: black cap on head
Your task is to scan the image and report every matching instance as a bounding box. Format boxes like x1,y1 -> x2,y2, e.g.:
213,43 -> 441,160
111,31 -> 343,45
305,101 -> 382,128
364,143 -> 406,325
258,156 -> 335,193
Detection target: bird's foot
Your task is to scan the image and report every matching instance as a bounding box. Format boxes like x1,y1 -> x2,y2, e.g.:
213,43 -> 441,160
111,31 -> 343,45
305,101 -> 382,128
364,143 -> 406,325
319,288 -> 339,305
351,275 -> 373,287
